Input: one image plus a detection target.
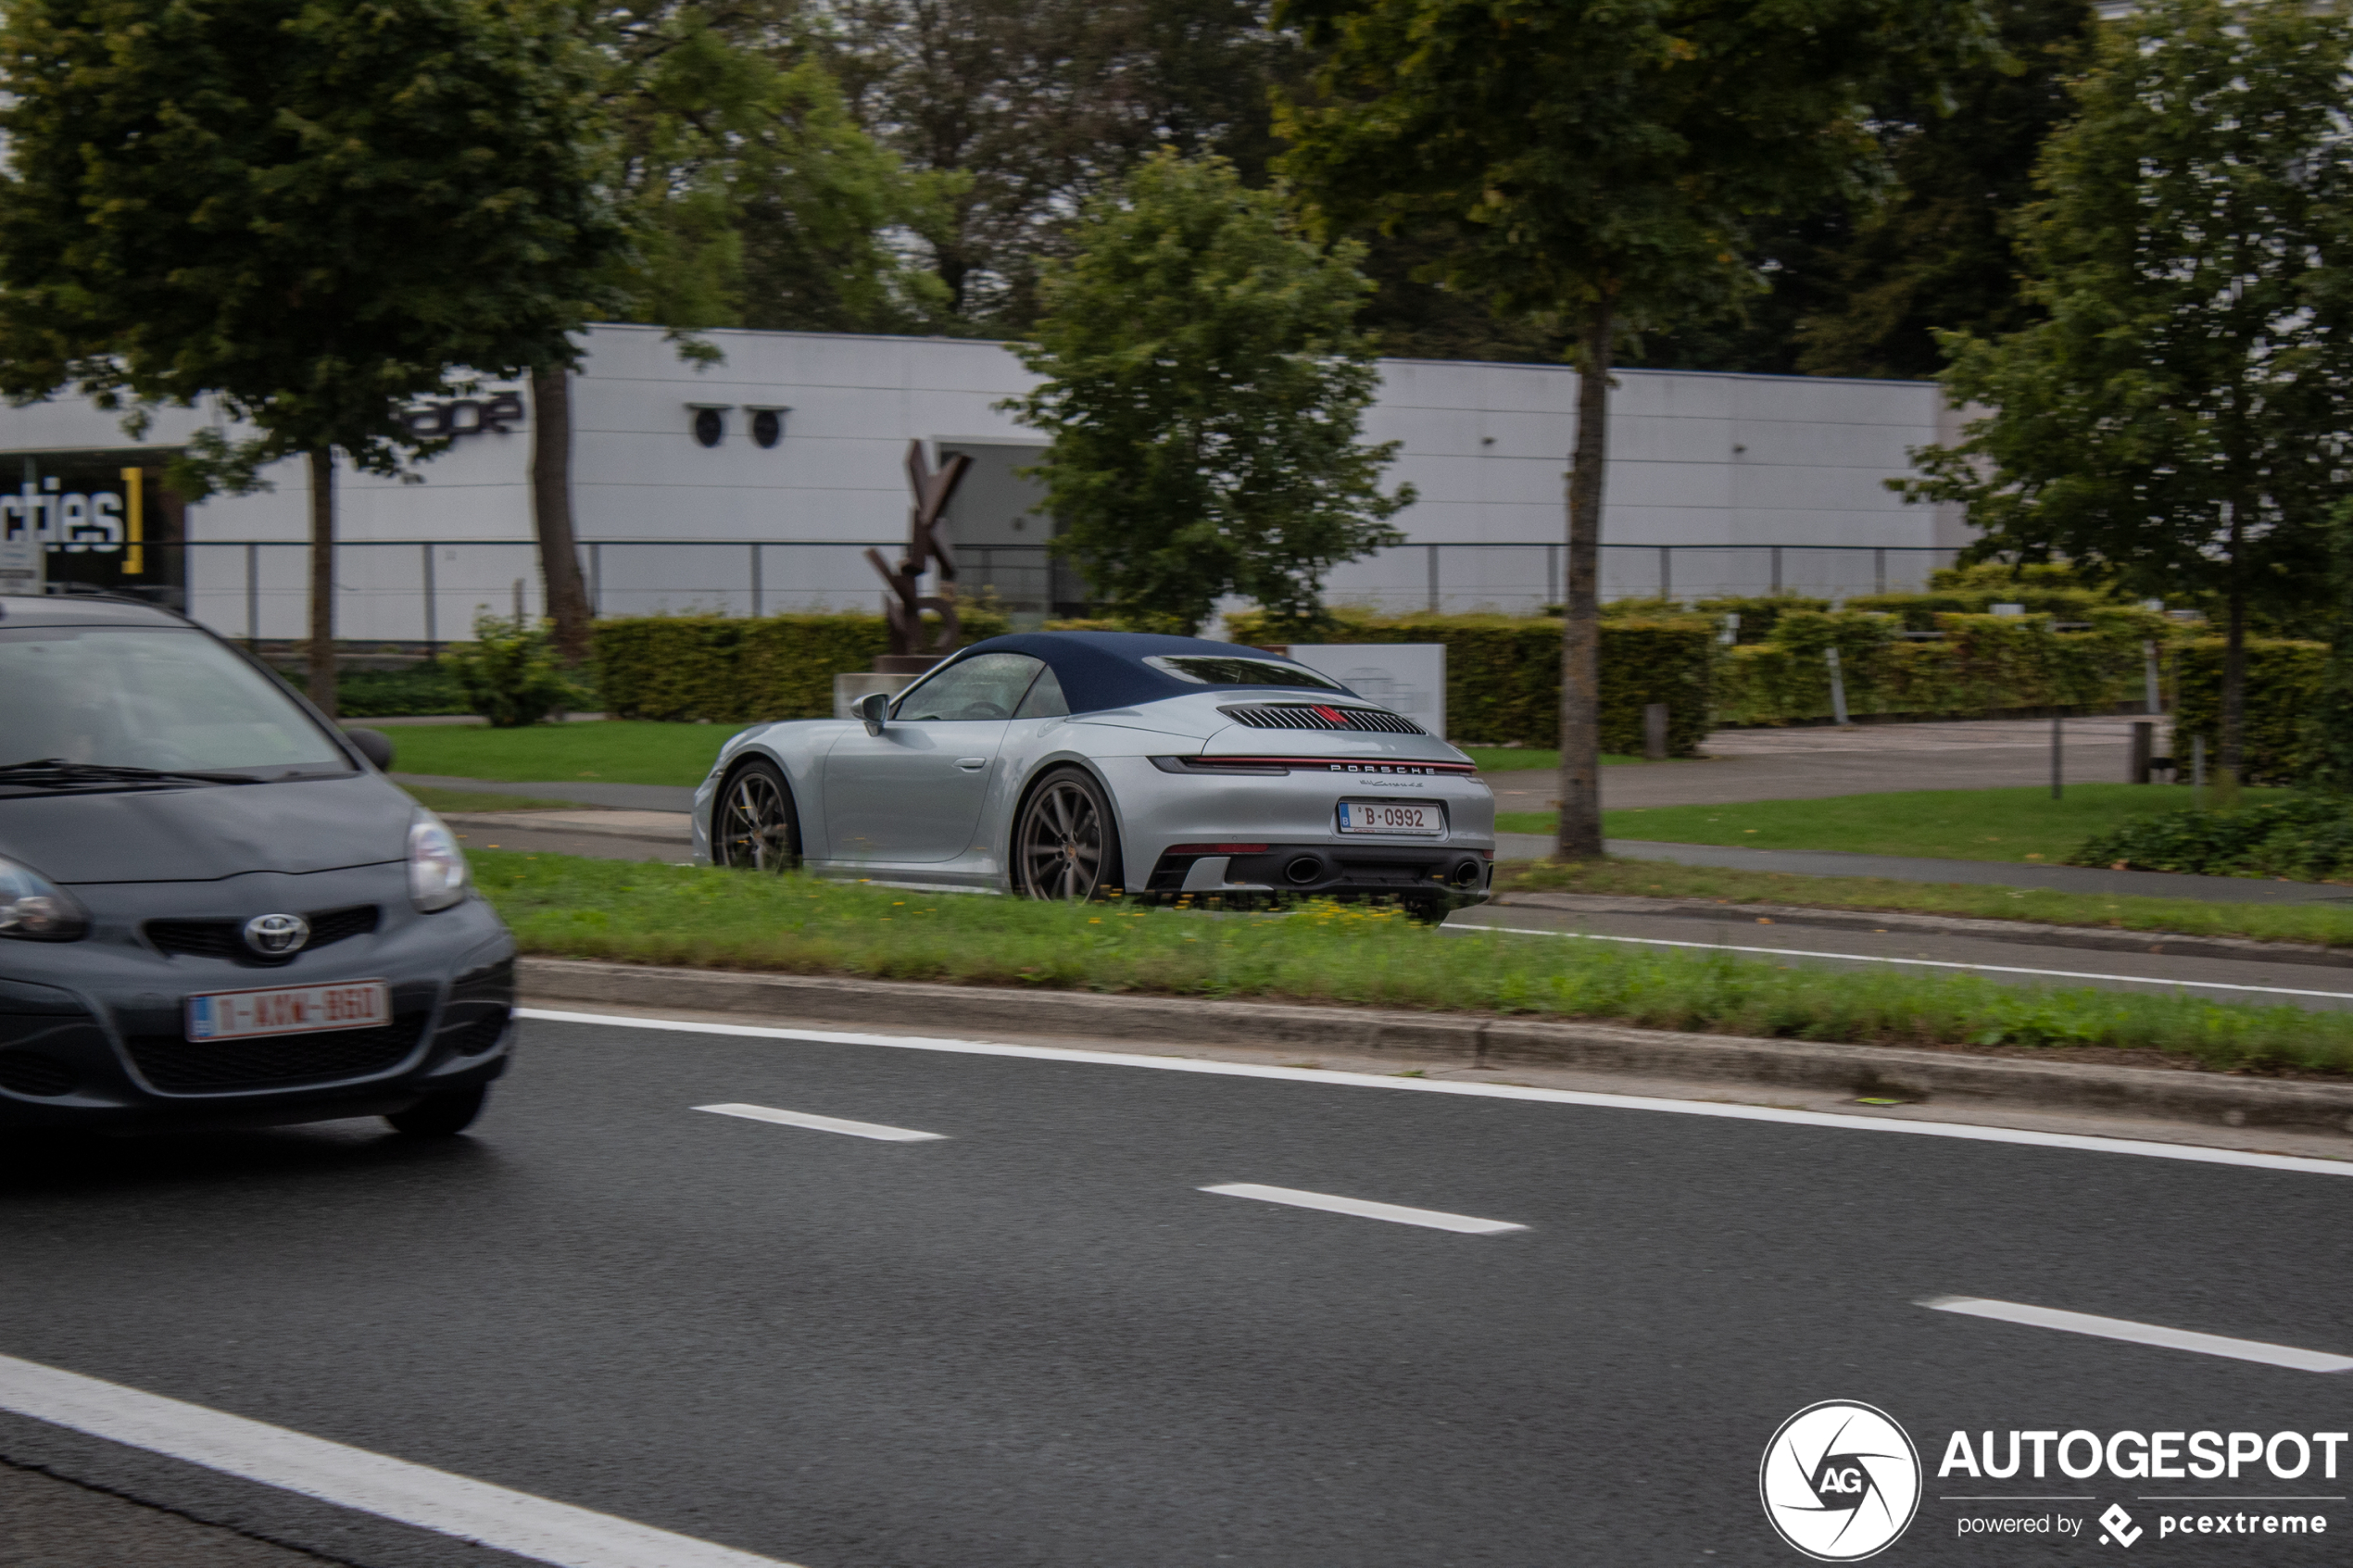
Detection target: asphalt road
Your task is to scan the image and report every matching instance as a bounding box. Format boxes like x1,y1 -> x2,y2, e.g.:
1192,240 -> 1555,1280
3,1014 -> 2350,1567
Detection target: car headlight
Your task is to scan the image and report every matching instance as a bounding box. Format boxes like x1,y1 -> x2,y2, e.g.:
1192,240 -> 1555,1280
409,812 -> 470,911
0,853 -> 89,941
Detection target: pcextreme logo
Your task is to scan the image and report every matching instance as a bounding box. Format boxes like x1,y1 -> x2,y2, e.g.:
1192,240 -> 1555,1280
1761,1400 -> 1923,1562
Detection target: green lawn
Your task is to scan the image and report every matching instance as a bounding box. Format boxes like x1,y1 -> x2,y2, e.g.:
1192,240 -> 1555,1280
472,848 -> 2352,1072
404,785 -> 585,814
1462,748 -> 1645,770
382,721 -> 736,786
1494,784 -> 2292,865
1494,855 -> 2353,947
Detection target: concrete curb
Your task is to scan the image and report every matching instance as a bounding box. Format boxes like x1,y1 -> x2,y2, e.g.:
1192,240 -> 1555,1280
516,957 -> 2353,1137
1491,890 -> 2353,970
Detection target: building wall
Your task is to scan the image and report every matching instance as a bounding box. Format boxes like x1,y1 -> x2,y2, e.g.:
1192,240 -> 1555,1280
0,323 -> 1959,638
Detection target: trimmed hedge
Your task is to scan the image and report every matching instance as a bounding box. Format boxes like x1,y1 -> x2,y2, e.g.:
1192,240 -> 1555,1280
1225,608 -> 1715,753
1716,609 -> 2169,725
2171,638 -> 2327,785
594,609 -> 1010,722
2072,793 -> 2353,881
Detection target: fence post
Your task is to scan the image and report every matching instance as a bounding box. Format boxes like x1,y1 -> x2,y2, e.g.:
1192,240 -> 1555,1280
2130,721 -> 2153,784
2051,714 -> 2063,800
589,542 -> 602,617
1642,702 -> 1668,760
1873,546 -> 1886,595
2142,639 -> 2162,714
1657,546 -> 1671,601
1426,544 -> 1439,613
422,542 -> 437,653
750,543 -> 763,619
245,541 -> 259,648
1770,546 -> 1782,595
1825,646 -> 1849,726
1547,544 -> 1559,608
2192,734 -> 2206,806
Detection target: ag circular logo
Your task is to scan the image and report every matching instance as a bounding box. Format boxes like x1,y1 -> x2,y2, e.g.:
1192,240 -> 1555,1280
1759,1400 -> 1920,1561
242,912 -> 310,957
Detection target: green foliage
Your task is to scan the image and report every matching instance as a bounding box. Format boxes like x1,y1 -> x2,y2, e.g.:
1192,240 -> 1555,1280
2171,639 -> 2328,786
1901,0 -> 2353,628
1716,613 -> 2166,725
1692,596 -> 1830,644
378,721 -> 732,787
594,609 -> 1010,721
1224,608 -> 1715,754
2072,795 -> 2353,882
1003,151 -> 1411,634
296,664 -> 469,719
595,6 -> 943,333
475,848 -> 2353,1071
444,616 -> 583,729
0,0 -> 625,488
2307,505 -> 2353,792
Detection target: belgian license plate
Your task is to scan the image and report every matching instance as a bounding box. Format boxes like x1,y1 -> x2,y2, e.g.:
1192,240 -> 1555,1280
185,980 -> 389,1042
1337,800 -> 1446,836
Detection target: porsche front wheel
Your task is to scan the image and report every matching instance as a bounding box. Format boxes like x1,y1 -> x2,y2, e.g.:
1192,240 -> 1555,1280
1015,768 -> 1123,900
714,760 -> 800,872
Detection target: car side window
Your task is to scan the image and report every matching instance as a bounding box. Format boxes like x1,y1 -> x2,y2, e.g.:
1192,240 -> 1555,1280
1013,666 -> 1069,719
893,653 -> 1046,721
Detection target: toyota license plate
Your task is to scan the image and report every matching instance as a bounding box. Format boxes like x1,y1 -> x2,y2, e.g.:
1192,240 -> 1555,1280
1337,801 -> 1446,836
185,980 -> 389,1042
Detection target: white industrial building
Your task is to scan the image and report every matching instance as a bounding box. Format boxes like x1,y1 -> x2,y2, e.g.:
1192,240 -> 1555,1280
0,323 -> 1968,642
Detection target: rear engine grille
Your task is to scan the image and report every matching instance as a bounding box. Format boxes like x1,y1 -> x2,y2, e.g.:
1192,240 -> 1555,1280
145,905 -> 380,963
0,1051 -> 76,1097
1218,703 -> 1426,735
123,1014 -> 427,1094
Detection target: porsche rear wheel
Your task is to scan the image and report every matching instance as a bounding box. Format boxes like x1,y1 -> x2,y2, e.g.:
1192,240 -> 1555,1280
714,760 -> 799,872
1015,768 -> 1122,901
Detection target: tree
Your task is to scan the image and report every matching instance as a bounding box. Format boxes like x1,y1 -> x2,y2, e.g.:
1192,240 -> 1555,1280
0,0 -> 625,715
1274,0 -> 1990,858
1902,0 -> 2353,792
824,0 -> 1297,332
1002,151 -> 1412,634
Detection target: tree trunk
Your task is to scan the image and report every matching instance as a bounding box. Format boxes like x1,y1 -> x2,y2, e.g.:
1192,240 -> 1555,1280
1556,301 -> 1613,860
530,364 -> 593,665
2218,497 -> 2246,802
307,447 -> 337,719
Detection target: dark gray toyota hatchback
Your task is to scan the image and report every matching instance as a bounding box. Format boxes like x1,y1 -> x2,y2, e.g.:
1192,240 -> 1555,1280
0,594 -> 514,1136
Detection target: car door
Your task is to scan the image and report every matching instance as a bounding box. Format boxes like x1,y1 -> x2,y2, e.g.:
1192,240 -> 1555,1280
821,652 -> 1047,864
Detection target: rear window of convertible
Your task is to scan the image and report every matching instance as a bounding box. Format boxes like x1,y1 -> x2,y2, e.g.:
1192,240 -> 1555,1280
1143,655 -> 1344,690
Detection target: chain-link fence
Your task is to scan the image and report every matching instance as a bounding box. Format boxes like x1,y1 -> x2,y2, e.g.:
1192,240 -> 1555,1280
151,537 -> 1966,646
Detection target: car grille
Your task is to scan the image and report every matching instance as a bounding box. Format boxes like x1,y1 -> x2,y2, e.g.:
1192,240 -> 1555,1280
145,905 -> 380,962
122,1013 -> 428,1094
1218,703 -> 1426,735
0,1051 -> 76,1097
442,1006 -> 512,1057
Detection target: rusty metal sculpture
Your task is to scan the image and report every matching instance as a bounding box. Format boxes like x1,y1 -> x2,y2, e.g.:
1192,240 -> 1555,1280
865,440 -> 971,666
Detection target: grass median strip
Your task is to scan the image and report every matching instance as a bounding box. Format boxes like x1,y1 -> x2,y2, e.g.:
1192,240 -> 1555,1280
386,720 -> 736,786
1496,857 -> 2353,948
475,849 -> 2353,1074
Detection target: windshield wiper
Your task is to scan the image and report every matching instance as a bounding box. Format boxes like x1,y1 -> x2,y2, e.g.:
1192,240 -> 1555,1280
0,759 -> 267,787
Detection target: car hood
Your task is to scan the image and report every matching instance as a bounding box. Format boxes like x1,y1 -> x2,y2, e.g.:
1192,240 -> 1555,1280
0,773 -> 414,884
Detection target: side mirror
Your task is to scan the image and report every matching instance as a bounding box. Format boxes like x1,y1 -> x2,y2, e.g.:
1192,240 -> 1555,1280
343,726 -> 396,771
857,691 -> 890,735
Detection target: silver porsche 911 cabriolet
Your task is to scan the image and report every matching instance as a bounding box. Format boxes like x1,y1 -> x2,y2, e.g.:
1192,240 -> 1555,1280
692,631 -> 1495,913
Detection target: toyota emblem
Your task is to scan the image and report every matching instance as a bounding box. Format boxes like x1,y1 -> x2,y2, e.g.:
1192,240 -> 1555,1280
242,912 -> 311,956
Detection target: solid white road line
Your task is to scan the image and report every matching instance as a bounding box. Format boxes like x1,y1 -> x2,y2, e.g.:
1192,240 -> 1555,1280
1200,1183 -> 1527,1235
517,1010 -> 2353,1180
1445,922 -> 2353,1001
0,1353 -> 802,1568
694,1102 -> 945,1142
1921,1297 -> 2353,1374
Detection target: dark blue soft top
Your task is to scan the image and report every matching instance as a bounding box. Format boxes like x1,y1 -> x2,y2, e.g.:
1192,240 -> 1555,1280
943,631 -> 1353,715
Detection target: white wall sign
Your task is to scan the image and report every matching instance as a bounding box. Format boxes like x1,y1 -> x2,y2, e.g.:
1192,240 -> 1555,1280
1284,643 -> 1446,738
0,489 -> 44,594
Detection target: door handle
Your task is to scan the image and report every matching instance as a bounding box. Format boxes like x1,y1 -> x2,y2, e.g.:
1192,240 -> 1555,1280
955,757 -> 988,771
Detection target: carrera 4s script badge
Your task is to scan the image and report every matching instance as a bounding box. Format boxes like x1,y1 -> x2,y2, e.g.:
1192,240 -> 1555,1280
1760,1400 -> 1922,1562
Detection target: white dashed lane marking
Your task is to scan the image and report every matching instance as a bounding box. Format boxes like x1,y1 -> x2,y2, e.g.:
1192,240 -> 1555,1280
1200,1183 -> 1527,1235
1922,1297 -> 2353,1374
694,1103 -> 947,1142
